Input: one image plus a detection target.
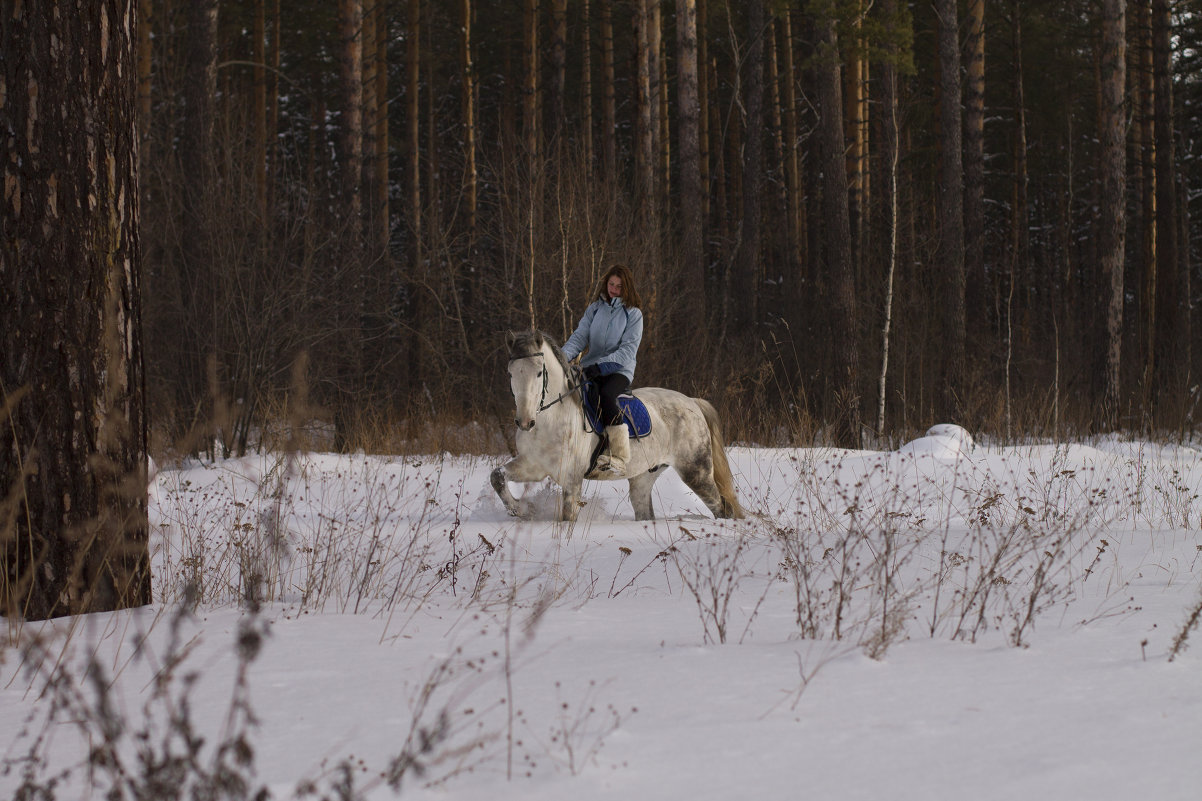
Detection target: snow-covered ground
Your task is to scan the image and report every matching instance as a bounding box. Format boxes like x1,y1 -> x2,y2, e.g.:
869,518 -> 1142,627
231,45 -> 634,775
4,428 -> 1201,799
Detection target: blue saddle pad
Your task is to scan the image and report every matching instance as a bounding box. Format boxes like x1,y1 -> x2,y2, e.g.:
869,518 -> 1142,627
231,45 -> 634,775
583,384 -> 652,439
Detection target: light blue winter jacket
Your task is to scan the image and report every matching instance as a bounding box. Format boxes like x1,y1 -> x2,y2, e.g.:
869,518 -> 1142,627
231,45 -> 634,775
561,297 -> 644,383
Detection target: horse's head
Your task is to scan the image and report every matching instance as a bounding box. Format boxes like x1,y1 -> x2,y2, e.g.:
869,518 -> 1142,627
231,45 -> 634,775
506,330 -> 556,431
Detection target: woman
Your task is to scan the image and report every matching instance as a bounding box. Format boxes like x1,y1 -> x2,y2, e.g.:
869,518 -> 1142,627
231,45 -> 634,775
561,264 -> 644,474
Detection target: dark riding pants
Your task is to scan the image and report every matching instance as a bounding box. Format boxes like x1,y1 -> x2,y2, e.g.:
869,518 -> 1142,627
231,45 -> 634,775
595,373 -> 630,426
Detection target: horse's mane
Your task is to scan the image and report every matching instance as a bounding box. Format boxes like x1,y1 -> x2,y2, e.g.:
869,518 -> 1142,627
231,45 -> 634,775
507,329 -> 578,404
508,329 -> 573,377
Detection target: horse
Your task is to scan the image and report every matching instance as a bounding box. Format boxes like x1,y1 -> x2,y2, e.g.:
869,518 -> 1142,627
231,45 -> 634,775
491,330 -> 743,522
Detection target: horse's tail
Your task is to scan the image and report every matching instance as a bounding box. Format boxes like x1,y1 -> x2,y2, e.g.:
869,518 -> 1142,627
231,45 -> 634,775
694,398 -> 743,519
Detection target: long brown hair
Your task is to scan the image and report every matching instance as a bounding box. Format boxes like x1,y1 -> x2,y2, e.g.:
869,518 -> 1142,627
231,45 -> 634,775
593,264 -> 642,310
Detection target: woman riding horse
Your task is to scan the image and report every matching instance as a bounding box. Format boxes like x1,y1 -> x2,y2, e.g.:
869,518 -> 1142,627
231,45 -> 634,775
561,264 -> 643,475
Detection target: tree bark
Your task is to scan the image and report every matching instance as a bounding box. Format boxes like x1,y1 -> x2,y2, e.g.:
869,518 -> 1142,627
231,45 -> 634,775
600,0 -> 617,177
655,1 -> 669,217
844,1 -> 867,275
179,0 -> 219,445
1006,0 -> 1030,438
582,0 -> 594,167
253,0 -> 269,222
698,0 -> 710,225
677,0 -> 704,318
1136,0 -> 1157,408
964,0 -> 986,328
779,10 -> 804,284
1151,0 -> 1186,410
876,0 -> 903,436
1100,0 -> 1128,427
635,0 -> 655,216
339,0 -> 364,239
2,0 -> 151,618
733,0 -> 766,329
462,0 -> 477,233
550,0 -> 567,142
372,0 -> 390,251
268,0 -> 282,211
523,0 -> 541,166
935,0 -> 966,419
815,13 -> 860,448
137,0 -> 153,146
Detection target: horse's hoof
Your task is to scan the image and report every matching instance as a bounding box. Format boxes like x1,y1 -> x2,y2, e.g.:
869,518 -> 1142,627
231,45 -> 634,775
507,500 -> 535,520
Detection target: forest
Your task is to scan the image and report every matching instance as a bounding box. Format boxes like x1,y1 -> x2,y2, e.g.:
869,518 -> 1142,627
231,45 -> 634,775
134,0 -> 1202,452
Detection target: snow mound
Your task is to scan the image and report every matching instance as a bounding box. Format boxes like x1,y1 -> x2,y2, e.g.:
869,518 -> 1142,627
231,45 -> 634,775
896,423 -> 975,459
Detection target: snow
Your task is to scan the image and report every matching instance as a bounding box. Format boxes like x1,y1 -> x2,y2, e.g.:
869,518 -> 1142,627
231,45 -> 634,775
4,432 -> 1202,800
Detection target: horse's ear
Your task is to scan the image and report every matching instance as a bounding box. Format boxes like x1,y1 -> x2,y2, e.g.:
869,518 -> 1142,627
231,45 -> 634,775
505,330 -> 517,351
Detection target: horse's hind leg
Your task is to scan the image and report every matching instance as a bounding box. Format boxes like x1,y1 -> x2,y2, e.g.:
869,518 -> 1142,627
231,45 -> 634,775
677,458 -> 728,520
628,470 -> 663,520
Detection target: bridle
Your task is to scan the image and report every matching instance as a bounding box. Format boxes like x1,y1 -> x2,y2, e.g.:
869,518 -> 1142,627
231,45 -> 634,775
508,351 -> 584,414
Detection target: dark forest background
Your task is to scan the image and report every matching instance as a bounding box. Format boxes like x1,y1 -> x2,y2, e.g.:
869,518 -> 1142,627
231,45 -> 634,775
136,0 -> 1202,455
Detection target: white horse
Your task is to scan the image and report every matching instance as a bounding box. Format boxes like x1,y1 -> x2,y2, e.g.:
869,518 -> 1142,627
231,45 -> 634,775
491,330 -> 743,522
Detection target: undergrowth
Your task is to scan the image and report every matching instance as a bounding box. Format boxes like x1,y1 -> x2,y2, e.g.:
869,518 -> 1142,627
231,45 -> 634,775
4,427 -> 1200,796
2,592 -> 482,800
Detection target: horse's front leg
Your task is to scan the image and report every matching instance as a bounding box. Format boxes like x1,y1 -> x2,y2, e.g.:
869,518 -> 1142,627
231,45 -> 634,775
490,456 -> 547,519
628,470 -> 662,520
558,478 -> 583,523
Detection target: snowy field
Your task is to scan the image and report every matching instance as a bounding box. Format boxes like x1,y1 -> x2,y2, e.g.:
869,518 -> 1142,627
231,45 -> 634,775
4,427 -> 1202,799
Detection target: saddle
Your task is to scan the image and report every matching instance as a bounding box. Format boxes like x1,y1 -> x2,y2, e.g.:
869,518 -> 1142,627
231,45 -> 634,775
582,381 -> 652,439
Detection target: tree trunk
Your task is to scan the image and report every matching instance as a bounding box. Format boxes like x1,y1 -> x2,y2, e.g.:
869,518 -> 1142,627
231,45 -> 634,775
878,64 -> 900,439
768,16 -> 787,292
1100,0 -> 1128,427
339,0 -> 364,236
337,0 -> 365,437
779,10 -> 804,288
523,0 -> 541,166
268,0 -> 282,211
373,0 -> 390,252
733,0 -> 766,329
363,0 -> 378,237
876,0 -> 903,436
2,0 -> 151,619
406,0 -> 423,388
635,0 -> 655,216
1136,0 -> 1157,411
935,0 -> 966,419
582,0 -> 594,167
462,0 -> 477,233
179,0 -> 219,445
844,1 -> 867,276
253,0 -> 268,222
698,0 -> 710,225
676,0 -> 704,318
964,0 -> 986,328
137,0 -> 153,146
1152,0 -> 1186,412
655,2 -> 668,218
1007,0 -> 1030,438
815,14 -> 860,448
600,0 -> 617,177
550,0 -> 567,142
